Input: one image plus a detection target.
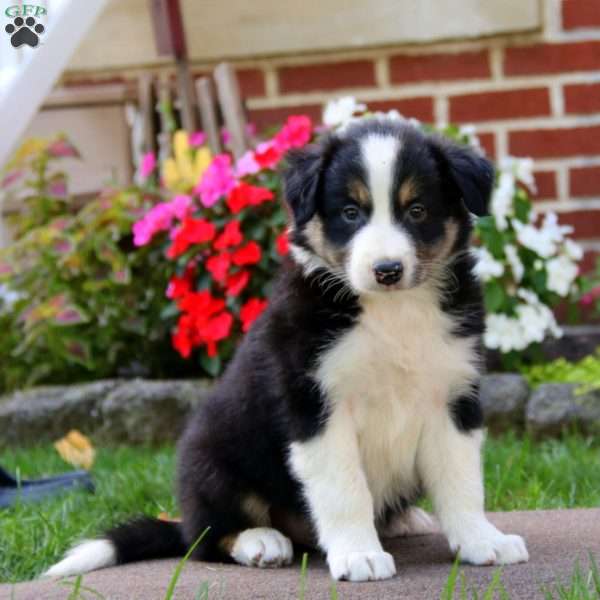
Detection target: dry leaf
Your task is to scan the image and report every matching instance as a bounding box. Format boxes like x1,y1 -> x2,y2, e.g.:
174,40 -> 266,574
157,512 -> 182,523
54,429 -> 96,470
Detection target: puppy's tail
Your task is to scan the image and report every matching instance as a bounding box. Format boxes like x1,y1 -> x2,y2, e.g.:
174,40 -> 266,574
42,517 -> 186,578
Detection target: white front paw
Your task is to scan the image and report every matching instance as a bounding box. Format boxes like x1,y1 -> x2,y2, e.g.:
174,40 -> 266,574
455,533 -> 529,566
231,528 -> 293,568
328,551 -> 396,581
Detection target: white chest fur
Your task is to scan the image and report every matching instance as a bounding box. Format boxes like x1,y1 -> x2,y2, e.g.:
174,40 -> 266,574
315,286 -> 479,515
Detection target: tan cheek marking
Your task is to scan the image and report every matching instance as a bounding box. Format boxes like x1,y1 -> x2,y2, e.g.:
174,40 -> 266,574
348,180 -> 371,208
418,220 -> 460,262
398,178 -> 418,207
304,218 -> 347,269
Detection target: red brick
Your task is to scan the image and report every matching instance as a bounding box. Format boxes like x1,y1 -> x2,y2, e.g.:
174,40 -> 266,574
367,98 -> 434,123
504,41 -> 600,76
562,0 -> 600,30
449,88 -> 551,122
237,69 -> 265,98
581,250 -> 600,273
509,125 -> 600,158
570,165 -> 600,197
477,132 -> 496,158
564,82 -> 600,114
555,210 -> 600,239
533,170 -> 557,200
278,61 -> 375,94
389,50 -> 490,84
248,104 -> 322,131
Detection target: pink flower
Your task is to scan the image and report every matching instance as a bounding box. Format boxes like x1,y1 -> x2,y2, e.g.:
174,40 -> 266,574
274,115 -> 312,152
47,139 -> 79,158
235,150 -> 261,178
221,128 -> 232,146
132,196 -> 192,247
195,154 -> 236,207
49,180 -> 67,197
189,131 -> 206,147
170,194 -> 194,219
139,152 -> 157,179
1,169 -> 24,189
581,285 -> 600,306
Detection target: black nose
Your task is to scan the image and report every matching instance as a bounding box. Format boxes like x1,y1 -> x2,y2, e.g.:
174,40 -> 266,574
373,261 -> 404,286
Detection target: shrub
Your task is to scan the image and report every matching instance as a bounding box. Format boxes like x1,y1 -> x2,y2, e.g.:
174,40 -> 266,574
0,140 -> 186,392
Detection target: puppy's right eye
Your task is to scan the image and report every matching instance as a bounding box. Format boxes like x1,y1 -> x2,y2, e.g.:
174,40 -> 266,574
342,205 -> 360,222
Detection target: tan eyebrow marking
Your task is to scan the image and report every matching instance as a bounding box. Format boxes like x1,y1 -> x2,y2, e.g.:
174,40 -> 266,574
348,179 -> 371,207
398,178 -> 419,206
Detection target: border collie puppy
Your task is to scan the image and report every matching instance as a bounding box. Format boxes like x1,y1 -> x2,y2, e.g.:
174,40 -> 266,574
46,119 -> 528,582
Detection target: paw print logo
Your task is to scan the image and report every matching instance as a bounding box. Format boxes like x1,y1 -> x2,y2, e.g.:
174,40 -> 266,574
5,16 -> 45,48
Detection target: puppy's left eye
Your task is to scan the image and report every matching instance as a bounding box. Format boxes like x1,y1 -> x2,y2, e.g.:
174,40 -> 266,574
408,204 -> 427,223
342,205 -> 361,222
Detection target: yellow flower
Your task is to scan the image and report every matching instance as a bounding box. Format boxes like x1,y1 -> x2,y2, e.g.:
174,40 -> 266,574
161,130 -> 212,192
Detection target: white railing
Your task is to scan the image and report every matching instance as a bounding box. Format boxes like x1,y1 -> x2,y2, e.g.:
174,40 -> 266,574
0,0 -> 109,245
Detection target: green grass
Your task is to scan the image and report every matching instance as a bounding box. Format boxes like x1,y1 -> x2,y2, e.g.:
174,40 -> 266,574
1,433 -> 599,589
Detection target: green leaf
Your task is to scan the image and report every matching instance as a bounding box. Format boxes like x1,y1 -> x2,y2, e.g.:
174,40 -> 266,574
484,280 -> 507,312
200,353 -> 221,377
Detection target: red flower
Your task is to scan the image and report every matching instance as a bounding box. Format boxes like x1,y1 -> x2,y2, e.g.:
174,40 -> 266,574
206,253 -> 231,283
167,218 -> 215,258
226,183 -> 274,214
178,291 -> 225,320
167,274 -> 192,299
226,270 -> 250,296
214,220 -> 243,250
274,115 -> 312,151
198,311 -> 233,357
254,140 -> 282,170
231,241 -> 262,266
172,314 -> 196,358
276,231 -> 290,256
240,298 -> 268,332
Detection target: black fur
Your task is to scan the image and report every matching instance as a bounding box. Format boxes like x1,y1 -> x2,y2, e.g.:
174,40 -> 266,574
89,120 -> 493,566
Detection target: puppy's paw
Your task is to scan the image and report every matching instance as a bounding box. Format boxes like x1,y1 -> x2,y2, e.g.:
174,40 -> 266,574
328,551 -> 396,582
231,528 -> 293,568
381,507 -> 439,538
455,533 -> 529,566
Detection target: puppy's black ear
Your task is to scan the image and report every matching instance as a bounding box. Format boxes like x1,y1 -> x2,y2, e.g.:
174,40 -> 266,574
283,142 -> 327,227
428,135 -> 495,217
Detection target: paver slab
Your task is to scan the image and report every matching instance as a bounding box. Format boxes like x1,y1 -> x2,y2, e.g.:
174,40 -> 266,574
3,509 -> 599,599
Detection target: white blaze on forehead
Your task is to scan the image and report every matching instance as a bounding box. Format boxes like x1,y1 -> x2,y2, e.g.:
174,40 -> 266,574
360,134 -> 400,223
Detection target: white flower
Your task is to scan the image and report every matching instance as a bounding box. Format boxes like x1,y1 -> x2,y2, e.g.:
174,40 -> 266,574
542,212 -> 573,243
513,220 -> 557,258
546,255 -> 579,296
323,97 -> 366,128
564,238 -> 584,262
485,313 -> 527,352
504,244 -> 524,282
499,156 -> 537,193
484,288 -> 562,352
490,172 -> 516,230
473,247 -> 504,281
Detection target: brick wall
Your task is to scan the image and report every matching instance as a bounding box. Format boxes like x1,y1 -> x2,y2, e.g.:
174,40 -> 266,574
64,0 -> 600,267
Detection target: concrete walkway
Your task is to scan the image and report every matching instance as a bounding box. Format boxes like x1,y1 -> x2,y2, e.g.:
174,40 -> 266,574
3,509 -> 600,600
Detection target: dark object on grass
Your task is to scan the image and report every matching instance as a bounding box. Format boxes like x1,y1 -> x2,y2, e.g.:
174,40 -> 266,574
0,465 -> 94,508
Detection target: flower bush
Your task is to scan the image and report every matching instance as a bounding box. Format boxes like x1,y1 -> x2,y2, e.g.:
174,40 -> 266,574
132,117 -> 312,375
472,158 -> 583,362
0,139 -> 184,392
